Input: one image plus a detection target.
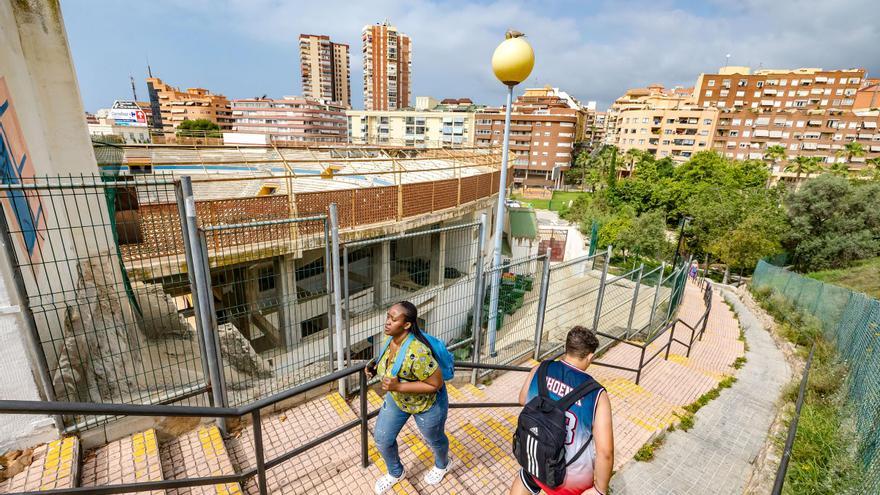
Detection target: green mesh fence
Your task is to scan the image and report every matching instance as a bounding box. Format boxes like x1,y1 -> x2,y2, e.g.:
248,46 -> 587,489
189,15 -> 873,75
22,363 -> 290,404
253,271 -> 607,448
752,260 -> 880,492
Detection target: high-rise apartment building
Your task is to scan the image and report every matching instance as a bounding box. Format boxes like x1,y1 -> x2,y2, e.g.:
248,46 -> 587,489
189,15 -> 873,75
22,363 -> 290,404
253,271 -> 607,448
693,67 -> 879,176
608,84 -> 717,163
299,34 -> 350,107
475,87 -> 582,189
231,97 -> 347,143
146,77 -> 232,134
362,21 -> 412,111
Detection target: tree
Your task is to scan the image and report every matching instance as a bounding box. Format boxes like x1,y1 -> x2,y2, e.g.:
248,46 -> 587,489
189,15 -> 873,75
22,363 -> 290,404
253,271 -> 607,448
623,148 -> 642,176
784,175 -> 880,271
764,144 -> 787,171
784,155 -> 822,186
710,212 -> 784,272
176,119 -> 221,138
836,141 -> 866,163
863,157 -> 880,181
826,161 -> 852,178
617,210 -> 670,261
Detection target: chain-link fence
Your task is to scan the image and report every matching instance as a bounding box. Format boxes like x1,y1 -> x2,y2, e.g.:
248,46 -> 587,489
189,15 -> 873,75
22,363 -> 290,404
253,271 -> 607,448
752,260 -> 880,493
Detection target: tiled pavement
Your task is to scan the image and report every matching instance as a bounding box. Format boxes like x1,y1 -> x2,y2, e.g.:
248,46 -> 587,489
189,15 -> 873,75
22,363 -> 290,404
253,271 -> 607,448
610,287 -> 790,494
81,429 -> 163,495
0,279 -> 751,494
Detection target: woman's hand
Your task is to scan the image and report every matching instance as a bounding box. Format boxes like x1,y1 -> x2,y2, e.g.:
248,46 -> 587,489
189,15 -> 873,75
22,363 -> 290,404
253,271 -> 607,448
381,376 -> 400,392
364,363 -> 375,380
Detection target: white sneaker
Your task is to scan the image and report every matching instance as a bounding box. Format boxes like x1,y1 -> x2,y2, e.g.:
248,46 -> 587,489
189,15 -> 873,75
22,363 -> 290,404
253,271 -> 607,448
423,458 -> 452,485
374,469 -> 406,494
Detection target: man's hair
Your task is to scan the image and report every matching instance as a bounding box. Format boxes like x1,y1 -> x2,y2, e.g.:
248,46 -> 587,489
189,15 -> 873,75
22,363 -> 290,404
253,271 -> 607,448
565,326 -> 599,359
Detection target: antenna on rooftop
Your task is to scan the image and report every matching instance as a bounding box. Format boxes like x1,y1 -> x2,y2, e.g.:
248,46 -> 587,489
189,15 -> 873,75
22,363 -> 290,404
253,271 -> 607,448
147,56 -> 153,78
130,75 -> 138,101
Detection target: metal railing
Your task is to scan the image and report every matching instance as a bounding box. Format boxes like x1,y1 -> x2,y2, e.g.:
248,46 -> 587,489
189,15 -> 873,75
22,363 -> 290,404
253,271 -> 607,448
0,360 -> 528,495
589,278 -> 711,385
0,277 -> 713,494
771,343 -> 815,495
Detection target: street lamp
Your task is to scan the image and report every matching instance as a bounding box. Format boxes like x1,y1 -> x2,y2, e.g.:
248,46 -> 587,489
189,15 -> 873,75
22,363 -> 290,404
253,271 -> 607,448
487,31 -> 535,357
671,215 -> 692,269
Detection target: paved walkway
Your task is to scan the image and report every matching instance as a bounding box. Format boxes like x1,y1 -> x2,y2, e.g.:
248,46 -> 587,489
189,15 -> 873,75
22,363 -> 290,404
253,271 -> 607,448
610,288 -> 791,495
1,281 -> 749,495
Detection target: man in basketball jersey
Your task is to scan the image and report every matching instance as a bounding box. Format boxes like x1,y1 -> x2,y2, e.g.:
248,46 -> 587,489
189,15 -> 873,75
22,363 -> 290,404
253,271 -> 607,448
508,326 -> 614,495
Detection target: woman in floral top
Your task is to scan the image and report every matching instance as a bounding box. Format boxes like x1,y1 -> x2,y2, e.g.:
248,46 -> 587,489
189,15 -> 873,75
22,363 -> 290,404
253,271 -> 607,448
366,301 -> 451,494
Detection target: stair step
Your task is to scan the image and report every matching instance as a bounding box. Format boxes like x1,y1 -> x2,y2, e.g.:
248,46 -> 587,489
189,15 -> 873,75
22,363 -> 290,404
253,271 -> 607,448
0,437 -> 78,493
80,429 -> 161,494
160,425 -> 241,495
227,392 -> 363,493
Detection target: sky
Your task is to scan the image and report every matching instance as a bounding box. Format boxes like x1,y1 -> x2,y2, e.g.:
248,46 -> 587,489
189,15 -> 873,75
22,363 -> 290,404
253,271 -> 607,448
62,0 -> 880,113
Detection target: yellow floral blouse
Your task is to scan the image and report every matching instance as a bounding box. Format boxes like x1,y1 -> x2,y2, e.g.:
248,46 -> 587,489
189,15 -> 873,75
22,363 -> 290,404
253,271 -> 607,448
377,336 -> 440,414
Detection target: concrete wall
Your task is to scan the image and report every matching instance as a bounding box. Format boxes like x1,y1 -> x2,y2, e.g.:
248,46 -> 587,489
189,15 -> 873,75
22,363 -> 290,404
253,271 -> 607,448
0,0 -> 103,448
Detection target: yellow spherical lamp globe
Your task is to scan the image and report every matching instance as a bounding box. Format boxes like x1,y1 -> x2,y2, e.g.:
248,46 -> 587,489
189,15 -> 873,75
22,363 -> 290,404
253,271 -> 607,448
491,35 -> 535,86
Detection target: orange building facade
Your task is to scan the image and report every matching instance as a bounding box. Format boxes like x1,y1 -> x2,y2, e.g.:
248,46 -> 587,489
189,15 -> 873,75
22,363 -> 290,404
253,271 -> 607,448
362,22 -> 411,111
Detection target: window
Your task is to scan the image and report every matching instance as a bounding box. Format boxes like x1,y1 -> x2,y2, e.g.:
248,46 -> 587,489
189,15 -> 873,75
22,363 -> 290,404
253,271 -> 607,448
705,90 -> 713,97
257,266 -> 276,292
301,314 -> 328,339
756,81 -> 764,88
707,79 -> 716,87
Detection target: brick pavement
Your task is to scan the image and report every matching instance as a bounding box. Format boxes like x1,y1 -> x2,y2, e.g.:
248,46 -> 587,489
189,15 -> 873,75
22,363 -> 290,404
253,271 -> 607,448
0,279 -> 751,495
610,287 -> 790,494
81,429 -> 163,495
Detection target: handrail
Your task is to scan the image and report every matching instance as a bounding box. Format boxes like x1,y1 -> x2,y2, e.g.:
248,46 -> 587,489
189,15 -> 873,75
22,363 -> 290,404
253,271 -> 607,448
0,361 -> 530,495
0,281 -> 714,495
771,343 -> 815,495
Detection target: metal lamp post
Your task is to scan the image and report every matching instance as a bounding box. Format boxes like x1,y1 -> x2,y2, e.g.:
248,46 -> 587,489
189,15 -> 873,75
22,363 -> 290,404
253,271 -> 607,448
486,31 -> 535,357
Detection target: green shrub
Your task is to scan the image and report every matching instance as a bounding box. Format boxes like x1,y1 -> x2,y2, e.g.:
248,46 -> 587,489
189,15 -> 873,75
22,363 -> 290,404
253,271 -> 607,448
750,286 -> 865,494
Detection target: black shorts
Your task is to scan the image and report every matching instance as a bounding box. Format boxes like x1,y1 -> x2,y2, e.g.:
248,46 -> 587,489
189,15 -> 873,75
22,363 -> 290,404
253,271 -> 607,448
519,469 -> 542,495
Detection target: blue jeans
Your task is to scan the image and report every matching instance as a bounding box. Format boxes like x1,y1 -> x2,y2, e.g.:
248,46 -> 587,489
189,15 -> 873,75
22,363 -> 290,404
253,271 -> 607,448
374,386 -> 449,477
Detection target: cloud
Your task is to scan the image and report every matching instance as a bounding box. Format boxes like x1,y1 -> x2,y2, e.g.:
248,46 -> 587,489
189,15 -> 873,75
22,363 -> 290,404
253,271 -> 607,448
67,0 -> 880,111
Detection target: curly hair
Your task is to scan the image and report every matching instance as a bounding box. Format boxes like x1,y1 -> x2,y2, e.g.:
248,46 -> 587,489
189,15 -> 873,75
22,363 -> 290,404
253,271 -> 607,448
565,325 -> 599,359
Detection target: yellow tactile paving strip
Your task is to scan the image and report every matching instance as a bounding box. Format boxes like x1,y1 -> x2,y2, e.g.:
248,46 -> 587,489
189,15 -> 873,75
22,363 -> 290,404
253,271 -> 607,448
160,425 -> 241,495
0,437 -> 79,493
78,429 -> 163,495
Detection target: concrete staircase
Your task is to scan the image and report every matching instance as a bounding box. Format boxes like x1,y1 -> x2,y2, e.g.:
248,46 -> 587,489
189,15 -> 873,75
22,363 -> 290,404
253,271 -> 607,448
0,283 -> 741,495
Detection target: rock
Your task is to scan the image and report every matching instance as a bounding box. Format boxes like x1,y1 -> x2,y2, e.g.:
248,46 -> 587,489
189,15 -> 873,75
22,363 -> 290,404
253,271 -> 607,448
132,282 -> 194,339
52,254 -> 144,401
218,323 -> 273,379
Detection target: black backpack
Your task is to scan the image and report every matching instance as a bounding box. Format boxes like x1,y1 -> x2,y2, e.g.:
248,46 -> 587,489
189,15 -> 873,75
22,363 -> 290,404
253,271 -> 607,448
513,361 -> 603,488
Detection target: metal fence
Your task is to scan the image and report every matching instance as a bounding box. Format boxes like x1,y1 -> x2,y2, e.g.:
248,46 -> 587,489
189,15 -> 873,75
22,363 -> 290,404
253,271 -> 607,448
1,168 -> 694,433
339,219 -> 487,390
753,260 -> 880,493
0,175 -> 208,432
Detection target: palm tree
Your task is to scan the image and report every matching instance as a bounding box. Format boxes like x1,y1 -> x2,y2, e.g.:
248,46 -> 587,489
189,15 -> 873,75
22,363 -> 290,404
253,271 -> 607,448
763,145 -> 787,186
785,155 -> 822,188
827,161 -> 852,177
863,157 -> 880,181
764,145 -> 787,170
836,141 -> 866,164
623,148 -> 642,177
